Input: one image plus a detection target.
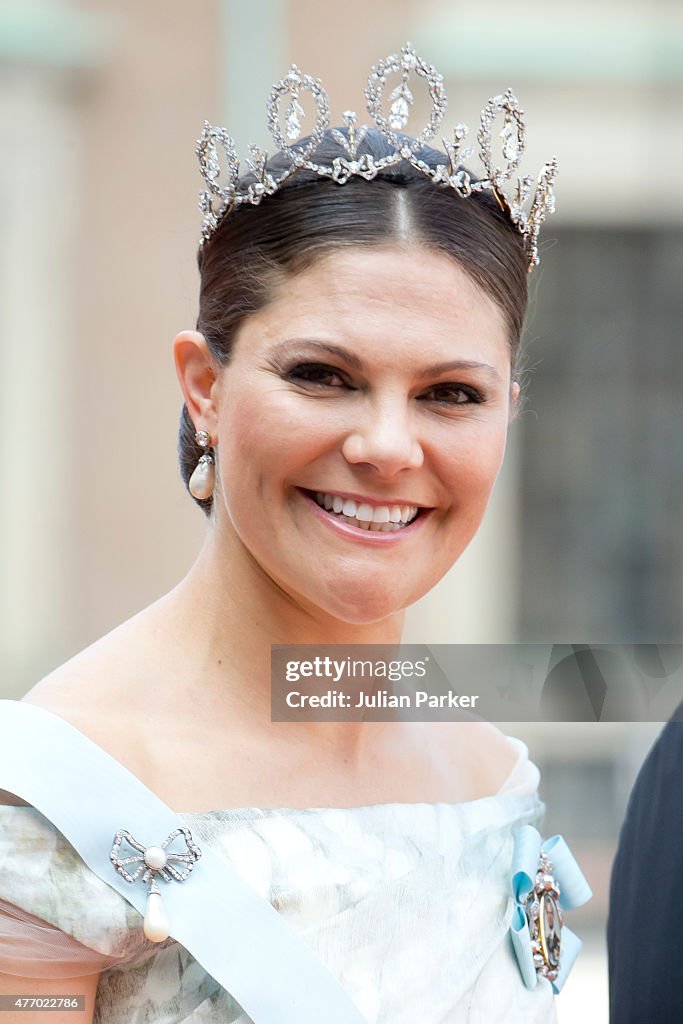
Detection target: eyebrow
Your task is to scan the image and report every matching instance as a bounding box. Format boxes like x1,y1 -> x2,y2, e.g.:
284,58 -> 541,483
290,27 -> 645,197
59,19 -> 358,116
272,339 -> 502,381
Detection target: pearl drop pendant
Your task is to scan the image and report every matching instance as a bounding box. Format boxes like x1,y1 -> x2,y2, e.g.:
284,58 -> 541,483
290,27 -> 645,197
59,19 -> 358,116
189,454 -> 215,500
143,887 -> 170,943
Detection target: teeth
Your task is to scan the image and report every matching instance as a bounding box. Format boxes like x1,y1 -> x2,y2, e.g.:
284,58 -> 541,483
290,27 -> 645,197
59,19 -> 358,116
339,515 -> 401,532
311,491 -> 420,529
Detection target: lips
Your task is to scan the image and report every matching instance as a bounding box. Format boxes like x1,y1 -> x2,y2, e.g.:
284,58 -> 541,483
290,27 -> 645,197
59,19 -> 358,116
298,487 -> 430,540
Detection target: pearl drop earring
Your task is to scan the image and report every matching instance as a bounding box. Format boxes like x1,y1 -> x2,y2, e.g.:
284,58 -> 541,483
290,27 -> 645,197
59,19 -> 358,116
189,430 -> 215,500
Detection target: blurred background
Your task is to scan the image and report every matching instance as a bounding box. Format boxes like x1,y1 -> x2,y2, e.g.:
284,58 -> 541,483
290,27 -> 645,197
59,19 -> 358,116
1,0 -> 682,1019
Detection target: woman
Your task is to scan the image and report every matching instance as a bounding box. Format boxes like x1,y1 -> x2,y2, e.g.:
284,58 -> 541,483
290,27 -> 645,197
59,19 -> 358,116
0,45 -> 587,1024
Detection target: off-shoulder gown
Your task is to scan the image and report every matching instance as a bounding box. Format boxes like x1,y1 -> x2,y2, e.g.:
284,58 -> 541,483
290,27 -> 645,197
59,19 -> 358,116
0,736 -> 558,1022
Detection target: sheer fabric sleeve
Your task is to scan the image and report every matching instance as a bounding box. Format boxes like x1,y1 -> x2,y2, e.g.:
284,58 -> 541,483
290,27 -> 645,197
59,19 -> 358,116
0,805 -> 168,979
497,737 -> 541,797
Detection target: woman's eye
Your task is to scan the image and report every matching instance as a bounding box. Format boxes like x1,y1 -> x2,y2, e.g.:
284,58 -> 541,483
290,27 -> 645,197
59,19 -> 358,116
287,363 -> 348,387
421,383 -> 484,405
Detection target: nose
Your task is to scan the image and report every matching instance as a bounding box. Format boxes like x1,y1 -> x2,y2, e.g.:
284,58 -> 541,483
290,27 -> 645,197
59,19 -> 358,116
341,396 -> 424,476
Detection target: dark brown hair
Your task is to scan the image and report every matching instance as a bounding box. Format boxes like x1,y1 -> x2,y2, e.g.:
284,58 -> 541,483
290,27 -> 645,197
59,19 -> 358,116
179,128 -> 529,515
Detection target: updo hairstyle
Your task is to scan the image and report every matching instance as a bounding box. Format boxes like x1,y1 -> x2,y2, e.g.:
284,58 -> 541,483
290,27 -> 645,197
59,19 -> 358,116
179,128 -> 529,516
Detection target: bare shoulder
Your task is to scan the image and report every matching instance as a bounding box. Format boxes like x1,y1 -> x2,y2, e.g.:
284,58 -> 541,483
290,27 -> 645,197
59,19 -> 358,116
0,647 -> 110,806
428,719 -> 522,799
22,640 -> 136,737
17,601 -> 177,775
21,590 -> 182,719
0,639 -> 115,806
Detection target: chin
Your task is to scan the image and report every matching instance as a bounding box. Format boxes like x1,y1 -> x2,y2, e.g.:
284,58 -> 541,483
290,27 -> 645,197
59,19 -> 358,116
327,603 -> 402,627
331,558 -> 468,625
310,574 -> 424,627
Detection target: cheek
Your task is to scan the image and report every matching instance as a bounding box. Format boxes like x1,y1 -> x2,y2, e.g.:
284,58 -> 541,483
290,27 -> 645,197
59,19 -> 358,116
215,390 -> 330,503
441,421 -> 509,496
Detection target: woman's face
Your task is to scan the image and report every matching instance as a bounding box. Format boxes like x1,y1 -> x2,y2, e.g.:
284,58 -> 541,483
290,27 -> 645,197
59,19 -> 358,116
210,245 -> 518,624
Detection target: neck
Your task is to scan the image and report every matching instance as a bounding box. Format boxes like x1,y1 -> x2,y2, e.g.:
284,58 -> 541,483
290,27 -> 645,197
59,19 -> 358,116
156,518 -> 407,761
184,516 -> 406,640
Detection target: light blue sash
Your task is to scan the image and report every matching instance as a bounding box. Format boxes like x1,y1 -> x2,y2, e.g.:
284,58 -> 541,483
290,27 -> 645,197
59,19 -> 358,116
0,700 -> 368,1023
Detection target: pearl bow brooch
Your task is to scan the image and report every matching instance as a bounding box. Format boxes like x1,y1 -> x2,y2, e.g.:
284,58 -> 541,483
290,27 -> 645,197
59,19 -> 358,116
110,826 -> 202,942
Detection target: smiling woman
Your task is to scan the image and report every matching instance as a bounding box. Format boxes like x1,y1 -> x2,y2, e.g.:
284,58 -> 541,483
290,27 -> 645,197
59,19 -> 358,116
0,44 -> 586,1024
176,243 -> 516,624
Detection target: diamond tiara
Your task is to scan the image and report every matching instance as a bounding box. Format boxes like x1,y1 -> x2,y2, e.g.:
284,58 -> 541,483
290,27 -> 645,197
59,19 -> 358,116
196,42 -> 557,271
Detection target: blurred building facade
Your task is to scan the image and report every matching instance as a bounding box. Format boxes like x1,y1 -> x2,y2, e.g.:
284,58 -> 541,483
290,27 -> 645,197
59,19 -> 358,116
1,1 -> 682,1016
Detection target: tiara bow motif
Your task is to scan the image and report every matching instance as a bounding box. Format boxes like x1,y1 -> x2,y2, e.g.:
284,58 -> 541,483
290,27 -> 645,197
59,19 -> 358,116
196,43 -> 557,271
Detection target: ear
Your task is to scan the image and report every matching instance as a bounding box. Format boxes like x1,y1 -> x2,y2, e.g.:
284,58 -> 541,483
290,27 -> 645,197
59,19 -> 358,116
173,330 -> 219,438
508,380 -> 521,424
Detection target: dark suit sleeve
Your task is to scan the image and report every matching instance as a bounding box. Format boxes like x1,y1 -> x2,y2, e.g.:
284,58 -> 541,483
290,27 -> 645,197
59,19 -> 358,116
608,708 -> 683,1022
